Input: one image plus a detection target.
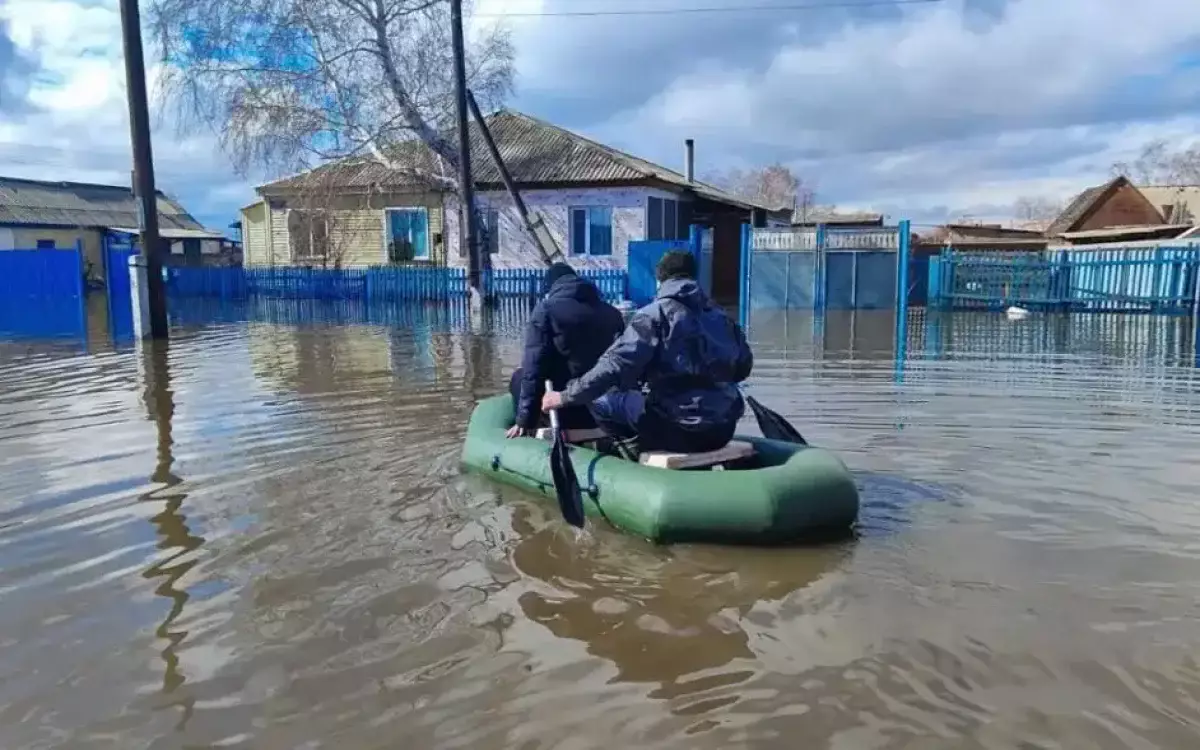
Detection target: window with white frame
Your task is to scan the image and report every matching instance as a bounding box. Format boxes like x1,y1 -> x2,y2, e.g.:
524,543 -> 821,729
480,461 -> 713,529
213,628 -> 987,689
288,209 -> 330,261
384,207 -> 430,263
568,206 -> 613,256
646,196 -> 690,241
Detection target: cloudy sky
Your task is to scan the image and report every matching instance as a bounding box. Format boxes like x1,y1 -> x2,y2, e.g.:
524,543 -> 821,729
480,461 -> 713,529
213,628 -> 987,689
2,0 -> 1200,233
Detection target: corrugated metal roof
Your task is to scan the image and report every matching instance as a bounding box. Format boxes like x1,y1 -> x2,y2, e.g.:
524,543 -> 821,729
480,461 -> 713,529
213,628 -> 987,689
258,110 -> 763,210
108,227 -> 228,240
0,176 -> 205,230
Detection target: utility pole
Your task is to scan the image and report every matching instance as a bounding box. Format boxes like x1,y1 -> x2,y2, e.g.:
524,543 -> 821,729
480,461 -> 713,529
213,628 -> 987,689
118,0 -> 168,338
450,0 -> 481,305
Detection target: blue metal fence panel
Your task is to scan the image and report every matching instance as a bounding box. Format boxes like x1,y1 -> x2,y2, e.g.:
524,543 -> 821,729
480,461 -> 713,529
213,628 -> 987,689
745,225 -> 903,313
0,246 -> 87,340
855,251 -> 898,309
0,247 -> 85,300
929,243 -> 1200,314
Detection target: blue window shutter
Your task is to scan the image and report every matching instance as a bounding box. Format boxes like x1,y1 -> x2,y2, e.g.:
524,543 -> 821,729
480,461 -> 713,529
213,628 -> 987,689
664,200 -> 677,240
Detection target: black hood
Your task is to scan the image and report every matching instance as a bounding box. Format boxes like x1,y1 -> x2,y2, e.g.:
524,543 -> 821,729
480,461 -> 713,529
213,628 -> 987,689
546,273 -> 602,304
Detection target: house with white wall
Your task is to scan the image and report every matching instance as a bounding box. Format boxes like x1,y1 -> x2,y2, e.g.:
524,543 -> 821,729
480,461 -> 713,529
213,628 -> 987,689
240,109 -> 768,304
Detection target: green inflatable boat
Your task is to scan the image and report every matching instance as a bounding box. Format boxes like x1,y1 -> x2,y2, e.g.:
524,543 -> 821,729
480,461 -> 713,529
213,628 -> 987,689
460,393 -> 860,545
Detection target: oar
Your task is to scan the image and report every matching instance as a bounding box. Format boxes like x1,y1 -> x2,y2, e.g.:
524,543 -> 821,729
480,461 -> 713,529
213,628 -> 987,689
545,380 -> 586,528
745,393 -> 807,445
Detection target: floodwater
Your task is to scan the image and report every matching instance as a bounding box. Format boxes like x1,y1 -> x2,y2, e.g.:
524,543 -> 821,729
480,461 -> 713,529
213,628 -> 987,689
3,299 -> 1200,749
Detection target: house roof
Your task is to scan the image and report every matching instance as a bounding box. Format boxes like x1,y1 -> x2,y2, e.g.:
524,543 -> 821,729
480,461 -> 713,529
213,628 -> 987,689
108,226 -> 229,240
258,109 -> 765,211
0,176 -> 205,230
1044,175 -> 1168,236
917,223 -> 1047,245
793,208 -> 883,225
1045,177 -> 1118,236
1137,185 -> 1200,225
1057,224 -> 1192,241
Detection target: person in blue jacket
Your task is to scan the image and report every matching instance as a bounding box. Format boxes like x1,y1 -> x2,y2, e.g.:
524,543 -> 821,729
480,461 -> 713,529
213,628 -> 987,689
540,250 -> 753,454
506,262 -> 625,438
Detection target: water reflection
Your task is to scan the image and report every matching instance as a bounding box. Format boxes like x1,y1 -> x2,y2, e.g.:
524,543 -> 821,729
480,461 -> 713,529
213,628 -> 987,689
507,501 -> 849,705
135,339 -> 202,728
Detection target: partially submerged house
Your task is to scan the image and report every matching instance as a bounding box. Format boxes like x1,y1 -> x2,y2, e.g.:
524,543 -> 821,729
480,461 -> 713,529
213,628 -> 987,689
239,109 -> 771,304
0,176 -> 227,283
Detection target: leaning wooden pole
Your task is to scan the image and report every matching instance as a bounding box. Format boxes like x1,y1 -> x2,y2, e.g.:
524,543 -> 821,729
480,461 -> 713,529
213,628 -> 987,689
466,90 -> 560,266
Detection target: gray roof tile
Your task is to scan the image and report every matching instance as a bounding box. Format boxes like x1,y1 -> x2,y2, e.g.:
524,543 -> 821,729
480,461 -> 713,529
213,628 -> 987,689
0,177 -> 205,231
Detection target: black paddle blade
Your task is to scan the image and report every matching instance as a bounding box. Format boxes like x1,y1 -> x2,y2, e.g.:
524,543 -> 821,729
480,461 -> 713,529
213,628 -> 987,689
549,431 -> 586,528
746,395 -> 807,445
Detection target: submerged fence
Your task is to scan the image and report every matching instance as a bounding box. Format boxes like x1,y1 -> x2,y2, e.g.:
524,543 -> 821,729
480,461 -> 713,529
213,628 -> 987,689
929,245 -> 1200,314
161,265 -> 628,303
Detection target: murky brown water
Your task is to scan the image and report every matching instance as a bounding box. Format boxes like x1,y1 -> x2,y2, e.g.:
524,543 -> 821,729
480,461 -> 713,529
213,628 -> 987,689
3,302 -> 1200,748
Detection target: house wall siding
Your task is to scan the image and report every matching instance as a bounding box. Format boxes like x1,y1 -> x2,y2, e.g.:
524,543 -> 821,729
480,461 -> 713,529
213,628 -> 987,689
254,192 -> 445,266
241,202 -> 269,266
1079,183 -> 1164,231
444,186 -> 688,270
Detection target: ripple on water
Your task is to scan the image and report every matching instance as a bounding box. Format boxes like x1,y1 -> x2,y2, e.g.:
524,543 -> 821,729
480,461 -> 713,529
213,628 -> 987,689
0,307 -> 1199,747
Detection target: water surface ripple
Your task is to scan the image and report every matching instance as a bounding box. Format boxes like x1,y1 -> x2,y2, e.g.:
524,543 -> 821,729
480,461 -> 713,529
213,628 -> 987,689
1,306 -> 1199,748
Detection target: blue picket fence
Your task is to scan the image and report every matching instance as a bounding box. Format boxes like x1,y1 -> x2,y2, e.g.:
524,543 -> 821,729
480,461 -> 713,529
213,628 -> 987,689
743,223 -> 912,313
161,265 -> 628,303
928,245 -> 1200,314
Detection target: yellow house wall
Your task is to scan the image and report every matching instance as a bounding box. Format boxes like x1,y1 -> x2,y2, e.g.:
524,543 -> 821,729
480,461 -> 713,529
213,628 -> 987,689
8,227 -> 104,283
251,191 -> 447,266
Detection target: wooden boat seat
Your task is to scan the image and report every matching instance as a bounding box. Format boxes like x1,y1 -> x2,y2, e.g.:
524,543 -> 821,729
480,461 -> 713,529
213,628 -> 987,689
640,440 -> 755,469
534,427 -> 607,443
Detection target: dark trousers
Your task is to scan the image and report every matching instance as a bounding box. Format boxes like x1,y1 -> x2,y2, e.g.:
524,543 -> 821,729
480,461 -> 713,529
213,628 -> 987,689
590,390 -> 736,454
509,368 -> 598,430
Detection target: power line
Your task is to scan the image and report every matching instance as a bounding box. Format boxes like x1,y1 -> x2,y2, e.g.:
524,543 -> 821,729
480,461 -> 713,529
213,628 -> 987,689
474,0 -> 943,18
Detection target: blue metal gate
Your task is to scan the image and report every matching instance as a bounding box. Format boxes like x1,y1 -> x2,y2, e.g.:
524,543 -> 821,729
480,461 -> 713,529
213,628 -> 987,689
103,236 -> 136,336
627,239 -> 688,306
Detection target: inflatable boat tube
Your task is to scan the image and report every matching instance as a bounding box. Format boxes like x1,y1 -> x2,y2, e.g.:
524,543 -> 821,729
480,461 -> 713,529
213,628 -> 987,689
461,394 -> 860,545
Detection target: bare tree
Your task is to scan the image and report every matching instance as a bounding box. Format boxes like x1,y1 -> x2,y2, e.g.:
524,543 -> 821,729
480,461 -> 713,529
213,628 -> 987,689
708,163 -> 815,211
1111,138 -> 1200,185
146,0 -> 515,183
1011,195 -> 1063,231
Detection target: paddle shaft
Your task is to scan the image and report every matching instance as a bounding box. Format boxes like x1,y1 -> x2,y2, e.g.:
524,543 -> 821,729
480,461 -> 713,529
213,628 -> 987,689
545,380 -> 561,431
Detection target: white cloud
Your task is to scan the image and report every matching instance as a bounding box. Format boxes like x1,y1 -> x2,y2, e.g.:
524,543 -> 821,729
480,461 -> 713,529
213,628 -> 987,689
5,0 -> 1200,229
0,0 -> 257,230
499,0 -> 1200,219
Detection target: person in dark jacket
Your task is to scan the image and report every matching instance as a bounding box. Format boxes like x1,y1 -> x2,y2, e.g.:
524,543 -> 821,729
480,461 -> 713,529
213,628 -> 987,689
506,262 -> 626,438
541,250 -> 753,454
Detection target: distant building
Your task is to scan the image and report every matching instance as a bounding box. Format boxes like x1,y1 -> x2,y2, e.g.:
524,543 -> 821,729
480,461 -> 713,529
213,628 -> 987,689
1044,175 -> 1194,245
792,208 -> 884,229
0,176 -> 229,284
